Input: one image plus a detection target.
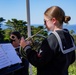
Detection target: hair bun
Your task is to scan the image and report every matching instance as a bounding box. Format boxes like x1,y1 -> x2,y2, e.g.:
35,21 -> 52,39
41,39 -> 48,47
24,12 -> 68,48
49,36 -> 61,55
64,16 -> 71,23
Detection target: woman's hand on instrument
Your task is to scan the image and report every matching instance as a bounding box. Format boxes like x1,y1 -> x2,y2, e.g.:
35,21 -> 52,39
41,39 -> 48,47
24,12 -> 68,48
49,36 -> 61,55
20,37 -> 31,48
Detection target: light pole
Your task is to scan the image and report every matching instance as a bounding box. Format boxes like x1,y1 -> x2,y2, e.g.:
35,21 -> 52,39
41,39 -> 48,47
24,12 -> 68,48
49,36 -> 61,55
26,0 -> 32,75
26,0 -> 31,37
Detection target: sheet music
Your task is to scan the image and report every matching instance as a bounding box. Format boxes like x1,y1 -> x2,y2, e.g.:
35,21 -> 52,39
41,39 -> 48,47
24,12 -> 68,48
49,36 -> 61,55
0,43 -> 22,69
0,46 -> 11,69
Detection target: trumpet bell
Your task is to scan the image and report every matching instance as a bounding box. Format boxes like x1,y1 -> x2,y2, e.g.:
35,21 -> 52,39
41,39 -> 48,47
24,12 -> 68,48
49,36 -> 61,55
31,34 -> 46,51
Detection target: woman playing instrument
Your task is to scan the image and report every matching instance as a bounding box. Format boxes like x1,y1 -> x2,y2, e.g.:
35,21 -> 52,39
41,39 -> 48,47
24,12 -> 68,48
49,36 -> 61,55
20,6 -> 76,75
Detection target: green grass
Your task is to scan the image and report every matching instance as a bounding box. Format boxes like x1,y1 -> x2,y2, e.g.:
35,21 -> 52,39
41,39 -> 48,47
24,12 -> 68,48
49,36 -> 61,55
32,66 -> 37,75
68,60 -> 76,75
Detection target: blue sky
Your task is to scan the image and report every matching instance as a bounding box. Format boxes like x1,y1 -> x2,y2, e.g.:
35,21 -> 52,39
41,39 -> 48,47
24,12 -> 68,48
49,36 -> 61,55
0,0 -> 76,26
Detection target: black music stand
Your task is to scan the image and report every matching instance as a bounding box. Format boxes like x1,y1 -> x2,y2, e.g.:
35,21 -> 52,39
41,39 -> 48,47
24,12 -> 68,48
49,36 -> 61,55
0,63 -> 23,75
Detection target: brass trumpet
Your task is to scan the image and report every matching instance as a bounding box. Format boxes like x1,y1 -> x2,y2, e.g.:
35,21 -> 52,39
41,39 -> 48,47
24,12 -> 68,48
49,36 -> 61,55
20,28 -> 47,58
